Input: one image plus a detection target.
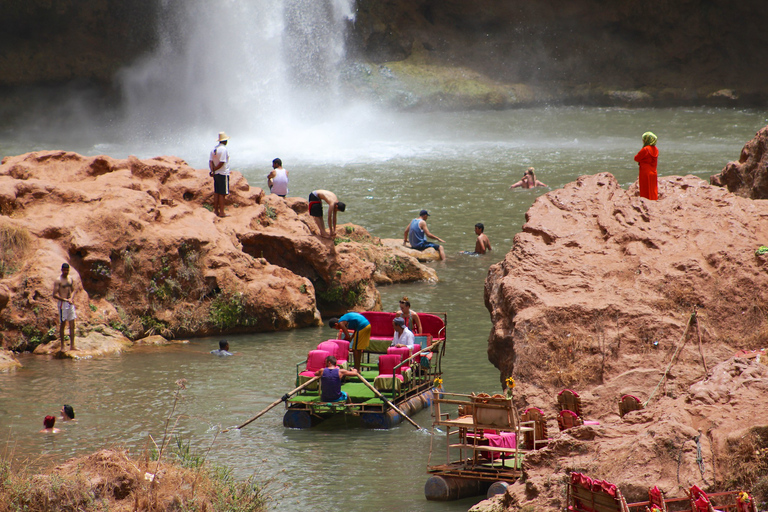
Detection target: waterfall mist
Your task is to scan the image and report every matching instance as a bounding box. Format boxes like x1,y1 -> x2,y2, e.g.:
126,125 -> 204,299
116,0 -> 371,164
5,0 -> 398,166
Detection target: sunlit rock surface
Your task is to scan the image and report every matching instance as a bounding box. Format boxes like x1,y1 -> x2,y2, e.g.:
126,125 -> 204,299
481,162 -> 768,510
0,151 -> 436,350
711,125 -> 768,198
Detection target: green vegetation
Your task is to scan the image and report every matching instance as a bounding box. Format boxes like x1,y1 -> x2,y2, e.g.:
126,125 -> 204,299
140,315 -> 171,337
0,222 -> 31,277
89,304 -> 97,312
345,226 -> 354,234
333,237 -> 351,246
316,280 -> 368,308
265,205 -> 277,220
203,203 -> 214,212
90,261 -> 112,279
209,291 -> 257,330
19,325 -> 56,351
386,256 -> 407,273
118,247 -> 136,275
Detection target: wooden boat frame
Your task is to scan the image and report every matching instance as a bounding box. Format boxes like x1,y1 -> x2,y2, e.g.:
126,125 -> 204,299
283,312 -> 447,428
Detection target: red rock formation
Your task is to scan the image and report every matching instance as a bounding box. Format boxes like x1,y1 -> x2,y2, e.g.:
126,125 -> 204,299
482,172 -> 768,510
711,125 -> 768,198
0,151 -> 435,351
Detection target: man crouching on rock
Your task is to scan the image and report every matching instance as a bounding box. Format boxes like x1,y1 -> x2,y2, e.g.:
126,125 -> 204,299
52,263 -> 77,351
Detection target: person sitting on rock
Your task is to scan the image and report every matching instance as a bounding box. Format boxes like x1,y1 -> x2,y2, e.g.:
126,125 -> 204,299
60,404 -> 76,421
210,340 -> 233,356
315,355 -> 358,403
39,415 -> 61,434
404,210 -> 446,260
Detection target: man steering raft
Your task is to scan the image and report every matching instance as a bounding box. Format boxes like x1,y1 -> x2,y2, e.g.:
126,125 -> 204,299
328,313 -> 371,371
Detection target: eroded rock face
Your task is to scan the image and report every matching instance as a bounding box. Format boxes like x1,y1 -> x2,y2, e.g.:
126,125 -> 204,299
711,125 -> 768,198
486,172 -> 768,390
482,171 -> 768,510
0,151 -> 436,349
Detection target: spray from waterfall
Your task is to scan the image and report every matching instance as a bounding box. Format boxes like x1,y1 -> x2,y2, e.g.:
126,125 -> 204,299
116,0 -> 364,163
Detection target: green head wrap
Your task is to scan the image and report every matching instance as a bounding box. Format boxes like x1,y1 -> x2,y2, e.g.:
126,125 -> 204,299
642,131 -> 657,146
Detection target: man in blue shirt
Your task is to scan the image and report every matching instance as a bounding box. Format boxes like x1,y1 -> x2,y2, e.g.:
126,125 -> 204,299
404,210 -> 446,260
328,313 -> 371,371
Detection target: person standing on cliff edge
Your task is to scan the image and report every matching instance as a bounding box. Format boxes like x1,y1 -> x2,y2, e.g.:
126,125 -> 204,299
52,263 -> 77,351
209,132 -> 231,217
635,131 -> 659,200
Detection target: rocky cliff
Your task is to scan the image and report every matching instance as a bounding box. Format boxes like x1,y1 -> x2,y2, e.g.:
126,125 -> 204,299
1,0 -> 766,108
481,134 -> 768,509
0,151 -> 436,354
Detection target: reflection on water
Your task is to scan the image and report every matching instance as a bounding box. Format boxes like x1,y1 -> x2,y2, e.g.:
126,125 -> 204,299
1,107 -> 767,511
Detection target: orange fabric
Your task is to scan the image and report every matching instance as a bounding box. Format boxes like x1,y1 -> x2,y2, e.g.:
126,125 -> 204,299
635,145 -> 659,200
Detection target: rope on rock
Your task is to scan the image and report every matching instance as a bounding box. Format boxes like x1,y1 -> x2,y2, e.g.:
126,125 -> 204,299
695,434 -> 706,479
644,308 -> 697,408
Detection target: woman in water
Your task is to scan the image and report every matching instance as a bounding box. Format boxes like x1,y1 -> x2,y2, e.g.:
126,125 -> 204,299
634,131 -> 659,200
395,296 -> 422,335
510,167 -> 548,189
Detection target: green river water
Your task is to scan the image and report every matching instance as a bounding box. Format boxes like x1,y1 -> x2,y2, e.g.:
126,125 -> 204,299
1,107 -> 767,511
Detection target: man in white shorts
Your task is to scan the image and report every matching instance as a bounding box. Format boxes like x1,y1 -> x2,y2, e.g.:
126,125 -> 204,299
52,263 -> 77,351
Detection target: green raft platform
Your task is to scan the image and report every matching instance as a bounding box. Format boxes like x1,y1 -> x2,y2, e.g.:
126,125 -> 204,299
284,312 -> 447,429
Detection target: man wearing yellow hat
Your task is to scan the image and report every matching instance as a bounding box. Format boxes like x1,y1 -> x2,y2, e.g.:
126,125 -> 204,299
209,132 -> 230,217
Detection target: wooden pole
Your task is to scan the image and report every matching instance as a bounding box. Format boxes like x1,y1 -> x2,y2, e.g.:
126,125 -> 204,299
223,376 -> 320,432
357,374 -> 423,430
694,310 -> 709,375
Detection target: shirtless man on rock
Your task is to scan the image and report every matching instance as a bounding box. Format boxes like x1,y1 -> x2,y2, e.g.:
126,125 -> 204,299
307,189 -> 346,238
52,263 -> 77,351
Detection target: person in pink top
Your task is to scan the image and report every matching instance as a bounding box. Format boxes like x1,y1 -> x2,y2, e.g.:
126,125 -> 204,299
634,131 -> 659,200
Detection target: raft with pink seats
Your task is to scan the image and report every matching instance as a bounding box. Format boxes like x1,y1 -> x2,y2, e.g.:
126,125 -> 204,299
283,312 -> 447,429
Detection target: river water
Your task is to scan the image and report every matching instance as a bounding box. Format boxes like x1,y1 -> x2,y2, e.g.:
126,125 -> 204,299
1,107 -> 767,511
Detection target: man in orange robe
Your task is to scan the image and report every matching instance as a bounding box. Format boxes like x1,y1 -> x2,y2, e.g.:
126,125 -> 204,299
635,131 -> 659,200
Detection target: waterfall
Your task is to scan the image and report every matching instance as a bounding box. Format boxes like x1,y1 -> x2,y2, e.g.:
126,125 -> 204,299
117,0 -> 360,161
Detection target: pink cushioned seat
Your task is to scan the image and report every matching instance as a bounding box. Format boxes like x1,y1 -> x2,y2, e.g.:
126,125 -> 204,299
386,346 -> 411,368
299,349 -> 331,379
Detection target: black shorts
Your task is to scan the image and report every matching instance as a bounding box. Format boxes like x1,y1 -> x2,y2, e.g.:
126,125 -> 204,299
308,192 -> 323,217
214,174 -> 229,195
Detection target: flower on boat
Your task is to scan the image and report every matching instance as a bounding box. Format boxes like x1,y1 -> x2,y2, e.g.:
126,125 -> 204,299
738,492 -> 752,504
433,378 -> 443,387
505,377 -> 515,389
650,507 -> 663,512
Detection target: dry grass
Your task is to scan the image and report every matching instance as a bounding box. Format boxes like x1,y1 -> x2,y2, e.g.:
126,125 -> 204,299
0,449 -> 272,512
0,379 -> 274,512
655,281 -> 703,314
520,327 -> 604,389
0,222 -> 31,277
719,427 -> 768,510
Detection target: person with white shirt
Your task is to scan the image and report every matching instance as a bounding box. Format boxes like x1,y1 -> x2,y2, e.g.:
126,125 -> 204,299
391,317 -> 415,349
208,132 -> 231,217
267,158 -> 289,197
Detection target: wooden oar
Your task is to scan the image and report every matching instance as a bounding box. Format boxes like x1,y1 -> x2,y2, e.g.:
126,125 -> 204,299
356,374 -> 423,430
223,376 -> 320,432
398,340 -> 442,367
